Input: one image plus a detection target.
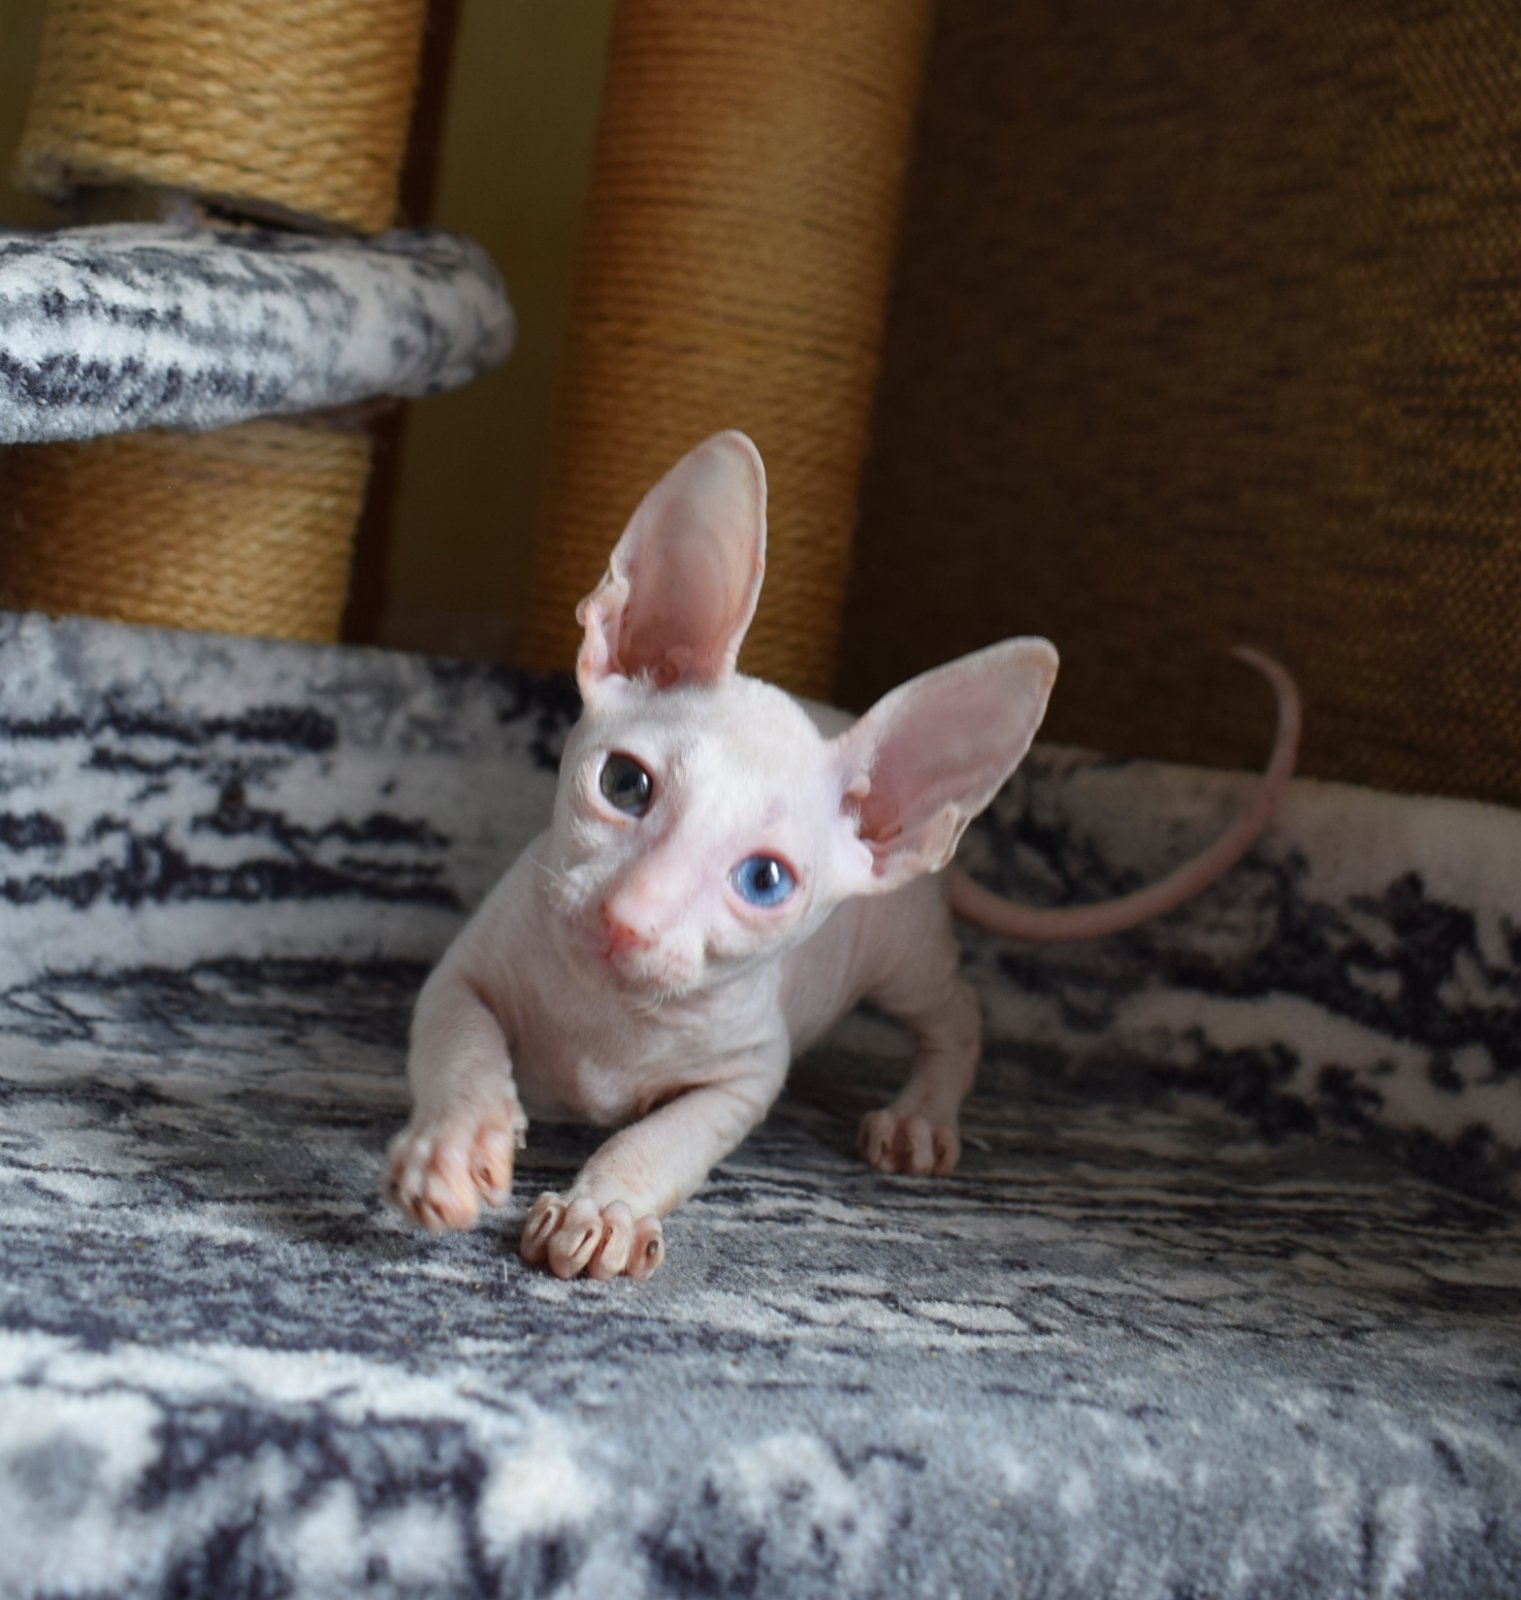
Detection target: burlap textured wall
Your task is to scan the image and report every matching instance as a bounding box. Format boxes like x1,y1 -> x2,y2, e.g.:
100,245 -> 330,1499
842,1 -> 1521,806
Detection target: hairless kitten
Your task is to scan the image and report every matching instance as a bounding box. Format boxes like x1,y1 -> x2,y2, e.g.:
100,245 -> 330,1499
384,432 -> 1299,1281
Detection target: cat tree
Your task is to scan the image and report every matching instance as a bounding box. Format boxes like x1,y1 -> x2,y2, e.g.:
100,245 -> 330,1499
0,0 -> 512,642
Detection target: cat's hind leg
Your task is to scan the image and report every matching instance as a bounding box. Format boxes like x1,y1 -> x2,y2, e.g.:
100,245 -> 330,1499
858,900 -> 981,1178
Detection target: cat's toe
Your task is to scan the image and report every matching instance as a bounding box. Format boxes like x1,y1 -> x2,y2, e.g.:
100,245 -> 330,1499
859,1110 -> 960,1177
384,1106 -> 523,1230
520,1193 -> 664,1281
627,1215 -> 665,1280
468,1121 -> 516,1208
385,1131 -> 479,1230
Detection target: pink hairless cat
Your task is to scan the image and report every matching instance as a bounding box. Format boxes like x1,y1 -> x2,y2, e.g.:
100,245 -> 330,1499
384,431 -> 1299,1281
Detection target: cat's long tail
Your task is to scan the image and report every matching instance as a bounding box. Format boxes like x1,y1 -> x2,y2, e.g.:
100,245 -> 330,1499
946,648 -> 1300,943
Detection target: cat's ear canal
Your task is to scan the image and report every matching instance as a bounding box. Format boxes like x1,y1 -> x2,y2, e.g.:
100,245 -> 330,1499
575,431 -> 767,700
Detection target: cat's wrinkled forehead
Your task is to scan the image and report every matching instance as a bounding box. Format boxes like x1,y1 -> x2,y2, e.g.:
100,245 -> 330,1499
578,673 -> 828,786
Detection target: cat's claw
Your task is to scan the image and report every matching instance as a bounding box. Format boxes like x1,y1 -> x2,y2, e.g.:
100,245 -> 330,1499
521,1193 -> 665,1281
859,1109 -> 961,1177
384,1105 -> 524,1231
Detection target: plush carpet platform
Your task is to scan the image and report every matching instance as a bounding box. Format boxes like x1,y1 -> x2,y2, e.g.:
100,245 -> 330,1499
1,611 -> 1517,1599
0,224 -> 514,445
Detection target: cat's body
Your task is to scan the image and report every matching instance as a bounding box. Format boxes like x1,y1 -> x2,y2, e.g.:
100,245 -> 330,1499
385,432 -> 1298,1280
412,816 -> 961,1137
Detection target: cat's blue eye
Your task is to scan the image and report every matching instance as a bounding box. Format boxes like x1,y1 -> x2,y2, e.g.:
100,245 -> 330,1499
600,752 -> 653,815
730,854 -> 796,908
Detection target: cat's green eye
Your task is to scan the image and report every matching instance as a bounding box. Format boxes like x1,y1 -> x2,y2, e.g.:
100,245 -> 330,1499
599,752 -> 653,816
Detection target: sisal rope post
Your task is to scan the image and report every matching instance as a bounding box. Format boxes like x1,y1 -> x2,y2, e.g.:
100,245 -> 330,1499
0,423 -> 373,642
15,0 -> 428,234
5,0 -> 428,641
522,0 -> 933,699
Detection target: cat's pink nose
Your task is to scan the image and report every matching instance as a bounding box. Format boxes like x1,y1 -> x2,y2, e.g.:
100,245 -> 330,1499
600,902 -> 654,954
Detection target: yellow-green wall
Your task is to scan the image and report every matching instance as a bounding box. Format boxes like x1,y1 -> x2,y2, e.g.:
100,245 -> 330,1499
382,2 -> 613,660
1,0 -> 49,228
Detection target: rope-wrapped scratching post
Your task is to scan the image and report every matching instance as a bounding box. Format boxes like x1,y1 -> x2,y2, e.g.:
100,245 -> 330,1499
522,0 -> 932,698
15,0 -> 427,233
1,425 -> 373,642
4,0 -> 429,641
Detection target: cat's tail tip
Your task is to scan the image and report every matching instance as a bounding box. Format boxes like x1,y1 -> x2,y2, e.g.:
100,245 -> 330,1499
947,647 -> 1300,944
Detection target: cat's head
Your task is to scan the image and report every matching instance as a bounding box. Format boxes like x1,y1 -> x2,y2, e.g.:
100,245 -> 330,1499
542,432 -> 1058,999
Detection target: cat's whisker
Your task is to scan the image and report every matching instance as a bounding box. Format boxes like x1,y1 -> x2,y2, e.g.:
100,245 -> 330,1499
631,989 -> 667,1018
528,853 -> 569,886
528,852 -> 577,908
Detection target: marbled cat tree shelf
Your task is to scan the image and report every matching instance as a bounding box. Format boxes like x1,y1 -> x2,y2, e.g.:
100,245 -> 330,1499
0,224 -> 513,445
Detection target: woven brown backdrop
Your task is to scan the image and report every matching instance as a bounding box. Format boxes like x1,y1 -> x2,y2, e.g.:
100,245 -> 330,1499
523,0 -> 932,698
841,0 -> 1521,806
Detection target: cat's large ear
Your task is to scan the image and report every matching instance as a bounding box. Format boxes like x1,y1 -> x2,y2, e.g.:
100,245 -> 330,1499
576,431 -> 767,698
833,639 -> 1059,892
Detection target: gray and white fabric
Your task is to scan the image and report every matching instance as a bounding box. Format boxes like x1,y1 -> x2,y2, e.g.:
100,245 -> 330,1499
0,224 -> 514,444
0,611 -> 1517,1599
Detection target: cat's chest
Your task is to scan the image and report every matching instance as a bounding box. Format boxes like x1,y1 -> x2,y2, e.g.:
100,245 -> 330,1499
509,991 -> 759,1127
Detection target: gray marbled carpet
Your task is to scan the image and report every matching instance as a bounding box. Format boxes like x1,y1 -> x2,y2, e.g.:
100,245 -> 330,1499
1,611 -> 1517,1599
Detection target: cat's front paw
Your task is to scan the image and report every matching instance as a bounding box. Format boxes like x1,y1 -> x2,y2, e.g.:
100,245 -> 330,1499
520,1193 -> 665,1281
859,1109 -> 960,1177
384,1103 -> 525,1231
